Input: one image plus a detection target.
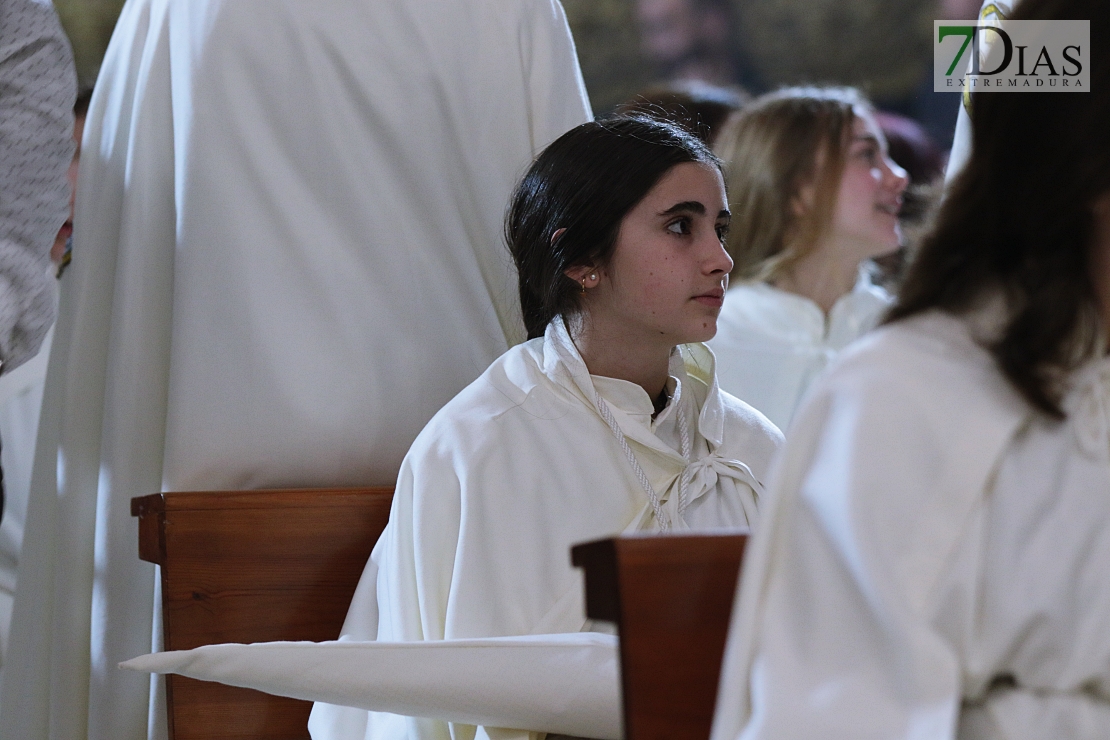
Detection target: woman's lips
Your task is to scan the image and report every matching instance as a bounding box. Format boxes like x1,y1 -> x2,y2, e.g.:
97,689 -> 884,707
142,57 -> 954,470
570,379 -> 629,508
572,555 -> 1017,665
693,289 -> 724,308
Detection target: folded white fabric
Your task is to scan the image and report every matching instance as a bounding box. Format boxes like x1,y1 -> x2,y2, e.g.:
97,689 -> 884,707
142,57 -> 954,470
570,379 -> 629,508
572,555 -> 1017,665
121,632 -> 621,739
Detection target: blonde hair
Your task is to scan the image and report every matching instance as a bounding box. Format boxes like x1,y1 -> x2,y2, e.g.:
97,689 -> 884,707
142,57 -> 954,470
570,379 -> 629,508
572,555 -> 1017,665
714,86 -> 871,282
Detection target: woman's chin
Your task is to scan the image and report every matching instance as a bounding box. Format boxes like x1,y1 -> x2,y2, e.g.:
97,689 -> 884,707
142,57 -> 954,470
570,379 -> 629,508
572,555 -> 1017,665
682,323 -> 719,345
864,233 -> 903,260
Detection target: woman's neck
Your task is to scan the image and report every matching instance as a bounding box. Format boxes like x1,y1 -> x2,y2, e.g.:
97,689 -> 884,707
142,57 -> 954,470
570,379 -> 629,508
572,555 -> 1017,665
569,318 -> 672,400
771,244 -> 860,315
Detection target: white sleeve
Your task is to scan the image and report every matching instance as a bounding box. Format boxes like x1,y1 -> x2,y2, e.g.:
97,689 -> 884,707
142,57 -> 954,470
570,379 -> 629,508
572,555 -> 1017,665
519,0 -> 592,154
714,367 -> 968,740
0,0 -> 74,371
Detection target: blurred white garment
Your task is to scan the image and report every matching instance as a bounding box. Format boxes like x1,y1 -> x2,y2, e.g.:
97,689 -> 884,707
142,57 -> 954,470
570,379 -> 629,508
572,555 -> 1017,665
120,634 -> 622,739
0,0 -> 591,738
708,271 -> 891,431
311,318 -> 783,740
710,310 -> 1110,740
0,325 -> 51,671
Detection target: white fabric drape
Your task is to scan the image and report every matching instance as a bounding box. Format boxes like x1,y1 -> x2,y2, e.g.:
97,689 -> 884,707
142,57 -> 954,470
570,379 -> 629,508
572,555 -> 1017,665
121,634 -> 622,739
710,310 -> 1110,740
708,272 -> 891,431
0,1 -> 591,737
311,319 -> 783,740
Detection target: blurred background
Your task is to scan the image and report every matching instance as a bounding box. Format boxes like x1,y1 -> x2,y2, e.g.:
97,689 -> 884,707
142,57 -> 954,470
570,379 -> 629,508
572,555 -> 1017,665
56,0 -> 981,152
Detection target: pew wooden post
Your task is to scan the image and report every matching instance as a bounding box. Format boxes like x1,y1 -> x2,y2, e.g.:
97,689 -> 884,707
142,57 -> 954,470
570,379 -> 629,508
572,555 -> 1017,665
131,488 -> 393,740
571,533 -> 747,740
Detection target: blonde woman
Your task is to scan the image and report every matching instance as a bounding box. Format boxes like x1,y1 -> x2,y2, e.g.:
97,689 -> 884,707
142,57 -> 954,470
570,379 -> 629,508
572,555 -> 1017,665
707,87 -> 908,430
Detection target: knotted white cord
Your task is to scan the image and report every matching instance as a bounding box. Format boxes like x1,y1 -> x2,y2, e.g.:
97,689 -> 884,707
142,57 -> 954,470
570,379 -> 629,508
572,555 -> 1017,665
593,386 -> 693,532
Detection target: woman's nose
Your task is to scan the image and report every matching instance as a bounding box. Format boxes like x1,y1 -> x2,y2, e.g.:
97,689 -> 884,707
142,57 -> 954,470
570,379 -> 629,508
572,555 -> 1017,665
705,236 -> 734,275
885,157 -> 910,194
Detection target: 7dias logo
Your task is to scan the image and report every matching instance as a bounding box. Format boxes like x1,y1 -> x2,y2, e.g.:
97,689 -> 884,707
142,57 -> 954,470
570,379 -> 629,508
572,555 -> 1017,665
934,20 -> 1090,92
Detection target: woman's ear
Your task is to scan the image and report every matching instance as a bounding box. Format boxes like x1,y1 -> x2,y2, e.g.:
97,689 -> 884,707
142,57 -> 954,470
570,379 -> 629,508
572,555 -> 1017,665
563,264 -> 601,290
790,180 -> 816,218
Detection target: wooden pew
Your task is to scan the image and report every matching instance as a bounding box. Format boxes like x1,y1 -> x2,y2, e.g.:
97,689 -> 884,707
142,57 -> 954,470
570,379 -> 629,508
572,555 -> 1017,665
131,488 -> 393,740
572,533 -> 747,740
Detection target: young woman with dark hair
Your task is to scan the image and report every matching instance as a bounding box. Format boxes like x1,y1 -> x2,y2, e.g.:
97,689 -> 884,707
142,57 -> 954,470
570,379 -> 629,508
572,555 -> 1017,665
312,116 -> 782,740
711,1 -> 1110,738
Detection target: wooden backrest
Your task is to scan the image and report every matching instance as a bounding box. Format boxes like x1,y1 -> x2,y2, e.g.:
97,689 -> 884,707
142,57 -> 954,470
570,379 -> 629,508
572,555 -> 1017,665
131,488 -> 394,740
571,533 -> 747,740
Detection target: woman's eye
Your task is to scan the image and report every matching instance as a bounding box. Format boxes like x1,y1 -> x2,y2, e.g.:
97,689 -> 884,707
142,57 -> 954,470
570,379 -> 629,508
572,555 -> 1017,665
666,218 -> 692,235
716,224 -> 730,242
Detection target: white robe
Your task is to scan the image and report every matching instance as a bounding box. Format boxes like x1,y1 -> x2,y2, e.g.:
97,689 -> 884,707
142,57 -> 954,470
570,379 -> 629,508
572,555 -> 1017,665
707,272 -> 891,431
0,0 -> 591,737
0,325 -> 51,670
710,310 -> 1110,740
312,319 -> 783,740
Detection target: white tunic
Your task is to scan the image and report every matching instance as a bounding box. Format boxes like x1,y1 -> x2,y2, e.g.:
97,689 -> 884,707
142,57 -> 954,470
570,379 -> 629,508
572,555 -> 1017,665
710,310 -> 1110,740
707,273 -> 891,431
312,319 -> 783,740
0,1 -> 591,737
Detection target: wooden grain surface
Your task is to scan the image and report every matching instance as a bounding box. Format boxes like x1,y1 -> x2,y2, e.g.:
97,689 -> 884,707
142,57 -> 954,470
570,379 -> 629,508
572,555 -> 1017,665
573,533 -> 747,740
133,488 -> 393,740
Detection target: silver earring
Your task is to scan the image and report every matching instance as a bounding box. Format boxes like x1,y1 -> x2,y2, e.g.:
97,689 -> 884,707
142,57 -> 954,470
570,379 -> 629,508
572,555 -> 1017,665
589,273 -> 597,281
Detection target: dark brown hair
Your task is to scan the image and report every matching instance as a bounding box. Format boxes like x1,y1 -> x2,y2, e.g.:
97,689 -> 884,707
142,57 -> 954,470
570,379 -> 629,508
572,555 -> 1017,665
615,80 -> 748,146
888,0 -> 1110,417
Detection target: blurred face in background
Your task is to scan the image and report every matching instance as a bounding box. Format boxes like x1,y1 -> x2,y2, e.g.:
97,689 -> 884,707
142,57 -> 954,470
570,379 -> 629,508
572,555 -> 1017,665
636,0 -> 699,64
635,0 -> 733,83
826,113 -> 909,264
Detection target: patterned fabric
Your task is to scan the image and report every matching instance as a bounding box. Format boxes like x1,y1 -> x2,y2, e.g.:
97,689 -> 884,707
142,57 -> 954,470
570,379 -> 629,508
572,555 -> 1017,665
0,0 -> 73,372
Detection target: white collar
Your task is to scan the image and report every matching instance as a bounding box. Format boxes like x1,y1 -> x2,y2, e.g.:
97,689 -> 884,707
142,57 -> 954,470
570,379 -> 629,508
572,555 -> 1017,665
539,317 -> 727,455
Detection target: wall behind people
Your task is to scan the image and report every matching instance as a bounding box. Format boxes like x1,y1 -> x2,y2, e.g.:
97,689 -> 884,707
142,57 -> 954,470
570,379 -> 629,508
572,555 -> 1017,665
52,0 -> 124,86
562,0 -> 955,152
0,1 -> 591,738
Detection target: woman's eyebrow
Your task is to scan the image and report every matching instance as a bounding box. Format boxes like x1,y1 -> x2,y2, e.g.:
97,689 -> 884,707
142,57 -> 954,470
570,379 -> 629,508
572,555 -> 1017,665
659,201 -> 706,216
